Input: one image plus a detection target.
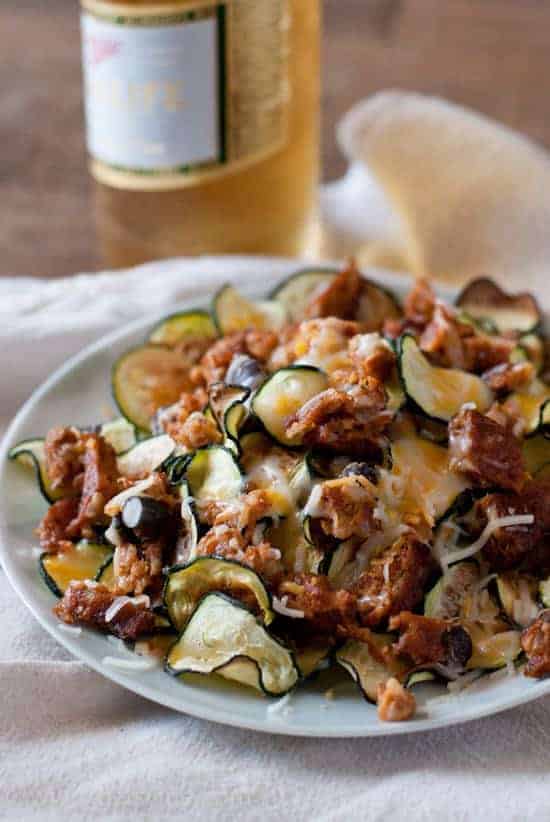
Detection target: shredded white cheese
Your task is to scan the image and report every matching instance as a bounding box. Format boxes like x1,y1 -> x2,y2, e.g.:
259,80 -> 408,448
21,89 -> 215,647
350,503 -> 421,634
102,655 -> 158,672
440,514 -> 534,568
273,596 -> 305,619
104,594 -> 150,623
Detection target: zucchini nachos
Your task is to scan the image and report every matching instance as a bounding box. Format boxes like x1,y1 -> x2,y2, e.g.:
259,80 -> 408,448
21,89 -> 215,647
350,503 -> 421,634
9,264 -> 550,723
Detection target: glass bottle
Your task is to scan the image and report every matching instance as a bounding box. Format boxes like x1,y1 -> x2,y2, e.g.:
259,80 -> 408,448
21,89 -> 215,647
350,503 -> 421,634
80,0 -> 320,267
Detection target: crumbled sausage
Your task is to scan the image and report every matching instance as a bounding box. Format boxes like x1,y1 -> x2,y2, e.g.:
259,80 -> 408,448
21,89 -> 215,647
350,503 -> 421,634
113,538 -> 165,595
403,278 -> 436,327
66,434 -> 120,539
352,536 -> 436,628
482,361 -> 535,395
419,303 -> 471,369
305,262 -> 364,321
389,612 -> 472,670
175,411 -> 222,450
521,611 -> 550,678
197,329 -> 279,387
348,333 -> 397,382
306,475 -> 378,541
44,426 -> 85,494
471,477 -> 550,571
377,677 -> 416,722
285,379 -> 392,455
196,526 -> 284,585
462,333 -> 515,373
448,409 -> 526,493
156,391 -> 204,440
37,497 -> 80,553
278,574 -> 356,632
54,580 -> 155,640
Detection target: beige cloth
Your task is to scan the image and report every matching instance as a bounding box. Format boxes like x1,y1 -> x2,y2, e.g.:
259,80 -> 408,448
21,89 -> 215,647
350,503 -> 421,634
321,90 -> 550,298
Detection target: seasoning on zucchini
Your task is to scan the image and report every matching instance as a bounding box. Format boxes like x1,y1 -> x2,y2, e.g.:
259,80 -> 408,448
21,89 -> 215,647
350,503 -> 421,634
165,593 -> 299,696
398,335 -> 493,422
40,541 -> 113,597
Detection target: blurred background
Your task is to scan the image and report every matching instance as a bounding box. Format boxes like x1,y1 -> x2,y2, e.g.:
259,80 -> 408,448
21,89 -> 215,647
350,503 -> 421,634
3,0 -> 550,277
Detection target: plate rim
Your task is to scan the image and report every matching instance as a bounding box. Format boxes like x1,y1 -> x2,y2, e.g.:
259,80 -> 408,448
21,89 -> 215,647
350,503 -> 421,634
0,262 -> 548,738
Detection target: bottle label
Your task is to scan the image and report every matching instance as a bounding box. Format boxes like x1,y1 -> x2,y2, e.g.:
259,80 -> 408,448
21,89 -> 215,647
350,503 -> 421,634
80,1 -> 290,190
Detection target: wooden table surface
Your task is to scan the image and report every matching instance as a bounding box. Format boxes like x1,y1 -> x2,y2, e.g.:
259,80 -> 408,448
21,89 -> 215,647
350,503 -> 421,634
3,0 -> 550,278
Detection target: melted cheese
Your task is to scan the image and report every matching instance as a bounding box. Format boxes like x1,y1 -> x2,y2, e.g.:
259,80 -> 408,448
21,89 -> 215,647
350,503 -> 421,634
382,435 -> 469,525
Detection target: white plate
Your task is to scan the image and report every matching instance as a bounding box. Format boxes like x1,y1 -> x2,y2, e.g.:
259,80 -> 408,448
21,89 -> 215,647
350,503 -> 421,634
0,264 -> 548,737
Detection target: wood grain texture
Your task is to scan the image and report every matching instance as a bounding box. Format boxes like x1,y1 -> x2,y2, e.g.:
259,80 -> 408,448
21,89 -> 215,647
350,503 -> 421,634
2,0 -> 550,277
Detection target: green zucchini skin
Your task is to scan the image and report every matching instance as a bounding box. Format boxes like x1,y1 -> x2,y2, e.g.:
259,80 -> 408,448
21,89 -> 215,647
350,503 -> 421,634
251,365 -> 329,447
111,344 -> 192,433
456,277 -> 542,335
397,334 -> 493,423
163,555 -> 274,631
148,310 -> 218,347
165,592 -> 299,697
183,445 -> 243,503
40,542 -> 113,598
8,438 -> 60,504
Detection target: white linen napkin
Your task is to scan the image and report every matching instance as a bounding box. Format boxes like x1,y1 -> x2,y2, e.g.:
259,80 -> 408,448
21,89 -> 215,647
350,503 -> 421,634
321,90 -> 550,296
2,93 -> 550,819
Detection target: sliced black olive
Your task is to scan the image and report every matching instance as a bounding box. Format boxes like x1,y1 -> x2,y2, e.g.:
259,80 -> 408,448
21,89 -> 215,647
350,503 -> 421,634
339,461 -> 378,485
443,625 -> 473,670
121,496 -> 172,535
225,355 -> 266,390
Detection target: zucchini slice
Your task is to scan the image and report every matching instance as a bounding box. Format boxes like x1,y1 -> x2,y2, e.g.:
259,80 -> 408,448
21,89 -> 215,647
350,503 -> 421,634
355,279 -> 401,330
502,381 -> 550,435
424,561 -> 480,620
213,285 -> 287,334
398,335 -> 492,422
385,432 -> 470,524
466,621 -> 522,670
456,277 -> 541,334
517,333 -> 545,374
405,671 -> 437,688
116,434 -> 176,479
40,541 -> 113,597
522,434 -> 550,475
112,344 -> 194,432
8,438 -> 62,503
496,572 -> 539,628
99,417 -> 138,455
336,634 -> 407,704
294,644 -> 332,679
184,446 -> 243,503
149,310 -> 217,347
207,383 -> 250,455
252,366 -> 329,446
269,268 -> 337,322
164,556 -> 274,631
165,593 -> 298,696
